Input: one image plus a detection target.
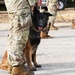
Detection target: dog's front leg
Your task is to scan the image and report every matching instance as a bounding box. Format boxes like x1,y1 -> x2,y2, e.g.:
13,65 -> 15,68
32,49 -> 41,68
24,41 -> 36,71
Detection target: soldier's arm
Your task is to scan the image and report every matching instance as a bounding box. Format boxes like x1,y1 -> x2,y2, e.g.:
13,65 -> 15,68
54,0 -> 59,5
50,0 -> 59,9
54,0 -> 59,9
46,0 -> 49,6
46,0 -> 58,6
28,0 -> 38,11
28,0 -> 38,6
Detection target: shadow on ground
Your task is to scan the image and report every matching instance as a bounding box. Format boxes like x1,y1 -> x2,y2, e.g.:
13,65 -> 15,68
36,62 -> 75,75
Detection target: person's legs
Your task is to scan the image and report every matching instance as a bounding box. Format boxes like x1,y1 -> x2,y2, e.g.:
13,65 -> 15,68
7,13 -> 34,75
5,0 -> 34,75
40,3 -> 58,38
49,16 -> 58,30
48,3 -> 58,30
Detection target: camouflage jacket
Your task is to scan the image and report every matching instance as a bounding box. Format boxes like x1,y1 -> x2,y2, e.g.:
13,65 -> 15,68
46,0 -> 58,6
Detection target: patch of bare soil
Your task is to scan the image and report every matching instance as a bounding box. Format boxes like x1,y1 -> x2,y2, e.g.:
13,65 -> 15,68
0,11 -> 9,23
55,8 -> 75,23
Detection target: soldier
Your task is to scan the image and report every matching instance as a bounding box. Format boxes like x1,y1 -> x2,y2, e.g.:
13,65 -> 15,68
4,0 -> 38,75
46,0 -> 58,30
40,0 -> 59,38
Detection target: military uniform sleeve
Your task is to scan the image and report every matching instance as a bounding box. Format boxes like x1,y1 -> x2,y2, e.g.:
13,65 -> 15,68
46,0 -> 49,6
46,0 -> 58,6
53,0 -> 58,5
28,0 -> 38,6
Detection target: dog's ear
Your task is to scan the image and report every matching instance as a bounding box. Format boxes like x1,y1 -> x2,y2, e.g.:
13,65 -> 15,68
33,7 -> 39,13
47,12 -> 53,16
45,12 -> 53,16
41,6 -> 53,16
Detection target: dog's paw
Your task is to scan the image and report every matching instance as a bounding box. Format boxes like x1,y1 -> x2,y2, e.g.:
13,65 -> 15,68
29,67 -> 37,71
35,64 -> 41,68
0,64 -> 8,70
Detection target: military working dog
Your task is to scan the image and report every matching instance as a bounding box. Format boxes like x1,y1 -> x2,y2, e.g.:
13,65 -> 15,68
0,7 -> 52,71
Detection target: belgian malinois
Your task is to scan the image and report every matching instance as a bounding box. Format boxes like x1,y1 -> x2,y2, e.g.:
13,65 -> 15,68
0,7 -> 52,71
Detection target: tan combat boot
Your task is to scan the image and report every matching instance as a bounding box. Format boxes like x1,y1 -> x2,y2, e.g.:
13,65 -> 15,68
11,65 -> 34,75
40,31 -> 53,39
40,24 -> 53,39
71,19 -> 75,29
50,24 -> 58,30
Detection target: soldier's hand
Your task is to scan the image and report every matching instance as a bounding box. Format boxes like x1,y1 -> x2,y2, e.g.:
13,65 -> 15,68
30,6 -> 34,11
57,4 -> 59,9
36,2 -> 40,7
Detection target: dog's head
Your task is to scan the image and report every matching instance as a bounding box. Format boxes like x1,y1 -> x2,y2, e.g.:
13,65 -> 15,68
31,7 -> 52,31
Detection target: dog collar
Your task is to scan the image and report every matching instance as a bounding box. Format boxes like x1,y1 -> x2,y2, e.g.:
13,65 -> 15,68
31,26 -> 41,32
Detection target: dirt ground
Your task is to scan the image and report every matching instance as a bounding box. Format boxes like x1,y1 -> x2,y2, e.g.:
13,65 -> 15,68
0,11 -> 8,23
0,8 -> 75,23
55,8 -> 75,23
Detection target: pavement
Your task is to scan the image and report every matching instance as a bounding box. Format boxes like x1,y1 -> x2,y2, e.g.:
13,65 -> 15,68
0,22 -> 75,75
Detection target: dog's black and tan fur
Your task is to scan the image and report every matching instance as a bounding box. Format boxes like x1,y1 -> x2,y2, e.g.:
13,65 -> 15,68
24,7 -> 52,71
0,7 -> 52,71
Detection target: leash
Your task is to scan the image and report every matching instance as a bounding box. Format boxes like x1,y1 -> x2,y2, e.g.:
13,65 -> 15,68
58,10 -> 68,23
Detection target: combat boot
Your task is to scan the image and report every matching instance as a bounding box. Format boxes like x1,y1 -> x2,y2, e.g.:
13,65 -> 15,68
11,65 -> 34,75
71,19 -> 75,29
40,31 -> 53,39
50,24 -> 58,30
8,65 -> 12,74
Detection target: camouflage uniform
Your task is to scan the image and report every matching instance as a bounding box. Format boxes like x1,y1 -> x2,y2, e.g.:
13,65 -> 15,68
40,0 -> 58,38
5,0 -> 37,67
46,0 -> 58,25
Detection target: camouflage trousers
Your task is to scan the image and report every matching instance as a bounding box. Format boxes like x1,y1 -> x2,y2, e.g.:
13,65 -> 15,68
47,3 -> 57,25
7,13 -> 32,66
7,31 -> 28,67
